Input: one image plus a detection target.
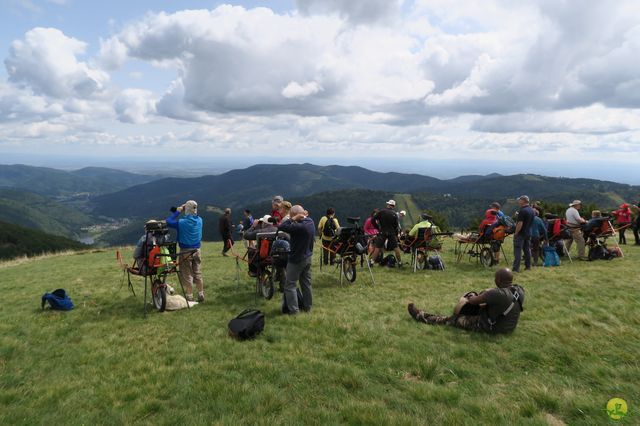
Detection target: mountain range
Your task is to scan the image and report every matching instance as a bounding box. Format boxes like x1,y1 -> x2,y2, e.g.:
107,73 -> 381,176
91,163 -> 638,219
0,162 -> 638,251
0,164 -> 156,197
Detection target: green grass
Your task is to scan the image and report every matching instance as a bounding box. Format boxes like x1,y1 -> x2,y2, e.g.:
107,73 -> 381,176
1,240 -> 638,425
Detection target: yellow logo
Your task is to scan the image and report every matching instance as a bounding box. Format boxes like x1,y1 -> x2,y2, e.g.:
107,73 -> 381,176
607,398 -> 628,421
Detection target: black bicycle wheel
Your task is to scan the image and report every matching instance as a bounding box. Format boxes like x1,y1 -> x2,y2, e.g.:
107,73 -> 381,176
343,259 -> 357,282
151,279 -> 167,312
479,247 -> 494,268
259,272 -> 275,300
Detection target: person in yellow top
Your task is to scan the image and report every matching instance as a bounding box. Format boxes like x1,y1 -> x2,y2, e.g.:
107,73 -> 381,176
408,214 -> 441,248
318,208 -> 340,266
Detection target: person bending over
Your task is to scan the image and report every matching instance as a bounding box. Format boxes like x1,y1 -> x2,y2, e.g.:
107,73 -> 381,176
407,268 -> 524,334
167,200 -> 204,302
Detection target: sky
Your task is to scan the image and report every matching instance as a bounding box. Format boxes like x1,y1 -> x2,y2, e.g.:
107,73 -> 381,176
0,0 -> 639,182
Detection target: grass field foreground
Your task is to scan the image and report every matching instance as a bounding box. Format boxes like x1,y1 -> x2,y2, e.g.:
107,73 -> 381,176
0,239 -> 638,425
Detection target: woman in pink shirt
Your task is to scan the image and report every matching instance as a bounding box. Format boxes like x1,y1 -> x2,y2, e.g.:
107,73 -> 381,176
363,209 -> 379,256
612,203 -> 632,244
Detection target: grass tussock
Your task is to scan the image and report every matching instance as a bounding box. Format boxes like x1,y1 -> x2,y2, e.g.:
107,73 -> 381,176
0,239 -> 638,425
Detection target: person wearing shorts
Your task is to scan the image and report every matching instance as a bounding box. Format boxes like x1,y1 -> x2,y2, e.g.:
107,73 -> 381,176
371,200 -> 403,266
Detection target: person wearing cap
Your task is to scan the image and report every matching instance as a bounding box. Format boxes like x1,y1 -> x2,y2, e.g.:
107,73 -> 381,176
243,215 -> 279,240
218,208 -> 233,257
565,200 -> 587,260
271,195 -> 284,223
512,195 -> 534,272
611,203 -> 632,244
407,268 -> 525,334
278,205 -> 315,314
371,200 -> 403,266
318,208 -> 340,266
166,200 -> 204,302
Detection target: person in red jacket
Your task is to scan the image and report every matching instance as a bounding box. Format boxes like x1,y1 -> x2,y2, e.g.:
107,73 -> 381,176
611,203 -> 632,244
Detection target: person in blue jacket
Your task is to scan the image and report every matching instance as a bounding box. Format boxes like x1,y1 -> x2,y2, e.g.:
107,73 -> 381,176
167,200 -> 204,302
530,208 -> 548,266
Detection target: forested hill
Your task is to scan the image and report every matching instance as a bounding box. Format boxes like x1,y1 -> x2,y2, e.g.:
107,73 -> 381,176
91,163 -> 639,220
0,220 -> 87,260
0,164 -> 156,197
91,163 -> 442,218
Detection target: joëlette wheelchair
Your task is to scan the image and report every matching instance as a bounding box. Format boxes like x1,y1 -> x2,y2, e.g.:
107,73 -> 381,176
116,220 -> 191,314
454,225 -> 509,268
321,217 -> 375,285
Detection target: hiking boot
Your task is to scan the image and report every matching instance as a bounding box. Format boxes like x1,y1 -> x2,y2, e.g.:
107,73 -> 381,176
407,303 -> 421,321
185,294 -> 194,302
221,251 -> 229,257
197,293 -> 205,303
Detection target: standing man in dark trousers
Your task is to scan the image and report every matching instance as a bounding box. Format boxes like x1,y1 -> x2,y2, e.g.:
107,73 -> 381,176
218,208 -> 233,256
512,195 -> 534,272
633,196 -> 640,245
278,205 -> 315,314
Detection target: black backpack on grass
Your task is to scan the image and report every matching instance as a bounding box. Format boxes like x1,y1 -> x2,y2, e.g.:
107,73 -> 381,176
228,309 -> 265,340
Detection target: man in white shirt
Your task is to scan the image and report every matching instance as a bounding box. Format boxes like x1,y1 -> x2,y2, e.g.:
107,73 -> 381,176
565,200 -> 587,260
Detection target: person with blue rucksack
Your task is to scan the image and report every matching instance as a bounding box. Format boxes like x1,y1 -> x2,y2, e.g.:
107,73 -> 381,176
530,209 -> 548,266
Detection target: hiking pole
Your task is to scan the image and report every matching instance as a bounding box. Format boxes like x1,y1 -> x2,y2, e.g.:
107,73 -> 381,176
235,256 -> 241,291
365,253 -> 376,286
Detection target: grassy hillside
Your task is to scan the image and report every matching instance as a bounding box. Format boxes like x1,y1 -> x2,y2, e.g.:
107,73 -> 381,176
1,240 -> 637,424
0,220 -> 87,260
0,189 -> 94,239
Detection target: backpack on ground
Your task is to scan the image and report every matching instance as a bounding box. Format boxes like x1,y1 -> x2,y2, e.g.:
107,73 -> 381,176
228,309 -> 265,340
543,245 -> 560,267
41,289 -> 74,311
322,216 -> 337,238
427,255 -> 445,270
381,254 -> 397,268
588,245 -> 613,261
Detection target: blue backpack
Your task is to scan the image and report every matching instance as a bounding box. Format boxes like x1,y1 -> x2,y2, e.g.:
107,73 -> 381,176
543,245 -> 560,267
41,289 -> 74,311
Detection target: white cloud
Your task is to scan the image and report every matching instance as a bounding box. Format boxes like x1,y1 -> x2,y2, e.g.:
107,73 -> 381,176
281,81 -> 323,99
5,27 -> 109,99
2,1 -> 640,162
114,89 -> 157,124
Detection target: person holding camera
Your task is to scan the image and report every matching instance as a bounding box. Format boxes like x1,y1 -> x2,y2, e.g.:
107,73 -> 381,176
278,205 -> 315,314
167,200 -> 204,303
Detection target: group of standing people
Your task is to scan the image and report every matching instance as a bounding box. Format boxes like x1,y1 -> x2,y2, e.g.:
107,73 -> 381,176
508,196 -> 638,268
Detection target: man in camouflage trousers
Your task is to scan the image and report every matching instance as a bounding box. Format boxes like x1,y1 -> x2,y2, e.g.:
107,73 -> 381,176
407,268 -> 524,334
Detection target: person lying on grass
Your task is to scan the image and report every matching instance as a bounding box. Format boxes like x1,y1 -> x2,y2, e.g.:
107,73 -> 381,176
407,268 -> 524,334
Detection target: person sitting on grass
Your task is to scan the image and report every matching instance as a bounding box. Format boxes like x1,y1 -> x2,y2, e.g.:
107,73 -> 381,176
407,268 -> 524,334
